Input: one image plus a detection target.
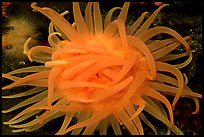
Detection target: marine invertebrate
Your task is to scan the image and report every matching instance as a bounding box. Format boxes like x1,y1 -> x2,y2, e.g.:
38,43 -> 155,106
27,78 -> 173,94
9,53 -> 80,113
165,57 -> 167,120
2,2 -> 202,135
2,16 -> 40,61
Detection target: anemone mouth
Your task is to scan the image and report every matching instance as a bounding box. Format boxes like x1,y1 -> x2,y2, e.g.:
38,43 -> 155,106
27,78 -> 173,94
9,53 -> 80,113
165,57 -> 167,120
2,2 -> 202,135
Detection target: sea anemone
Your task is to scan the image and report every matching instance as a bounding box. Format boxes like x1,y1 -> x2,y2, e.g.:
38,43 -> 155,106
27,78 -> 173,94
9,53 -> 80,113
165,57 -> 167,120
2,2 -> 202,135
2,16 -> 40,61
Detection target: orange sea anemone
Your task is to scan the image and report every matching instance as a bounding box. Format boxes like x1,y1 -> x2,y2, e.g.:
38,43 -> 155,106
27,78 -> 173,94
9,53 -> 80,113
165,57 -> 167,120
2,2 -> 202,135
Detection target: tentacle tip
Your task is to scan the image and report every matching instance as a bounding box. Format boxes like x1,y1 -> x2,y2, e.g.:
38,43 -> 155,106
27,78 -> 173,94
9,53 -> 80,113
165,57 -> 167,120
31,2 -> 38,12
2,110 -> 8,113
162,4 -> 169,7
2,96 -> 8,99
119,121 -> 124,125
2,87 -> 7,90
23,50 -> 28,55
3,122 -> 9,125
31,2 -> 37,7
28,57 -> 34,62
186,36 -> 192,42
23,37 -> 32,55
192,111 -> 199,115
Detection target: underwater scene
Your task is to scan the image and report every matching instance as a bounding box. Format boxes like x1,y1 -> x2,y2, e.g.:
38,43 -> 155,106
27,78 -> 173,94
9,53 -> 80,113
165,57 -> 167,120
2,2 -> 203,135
